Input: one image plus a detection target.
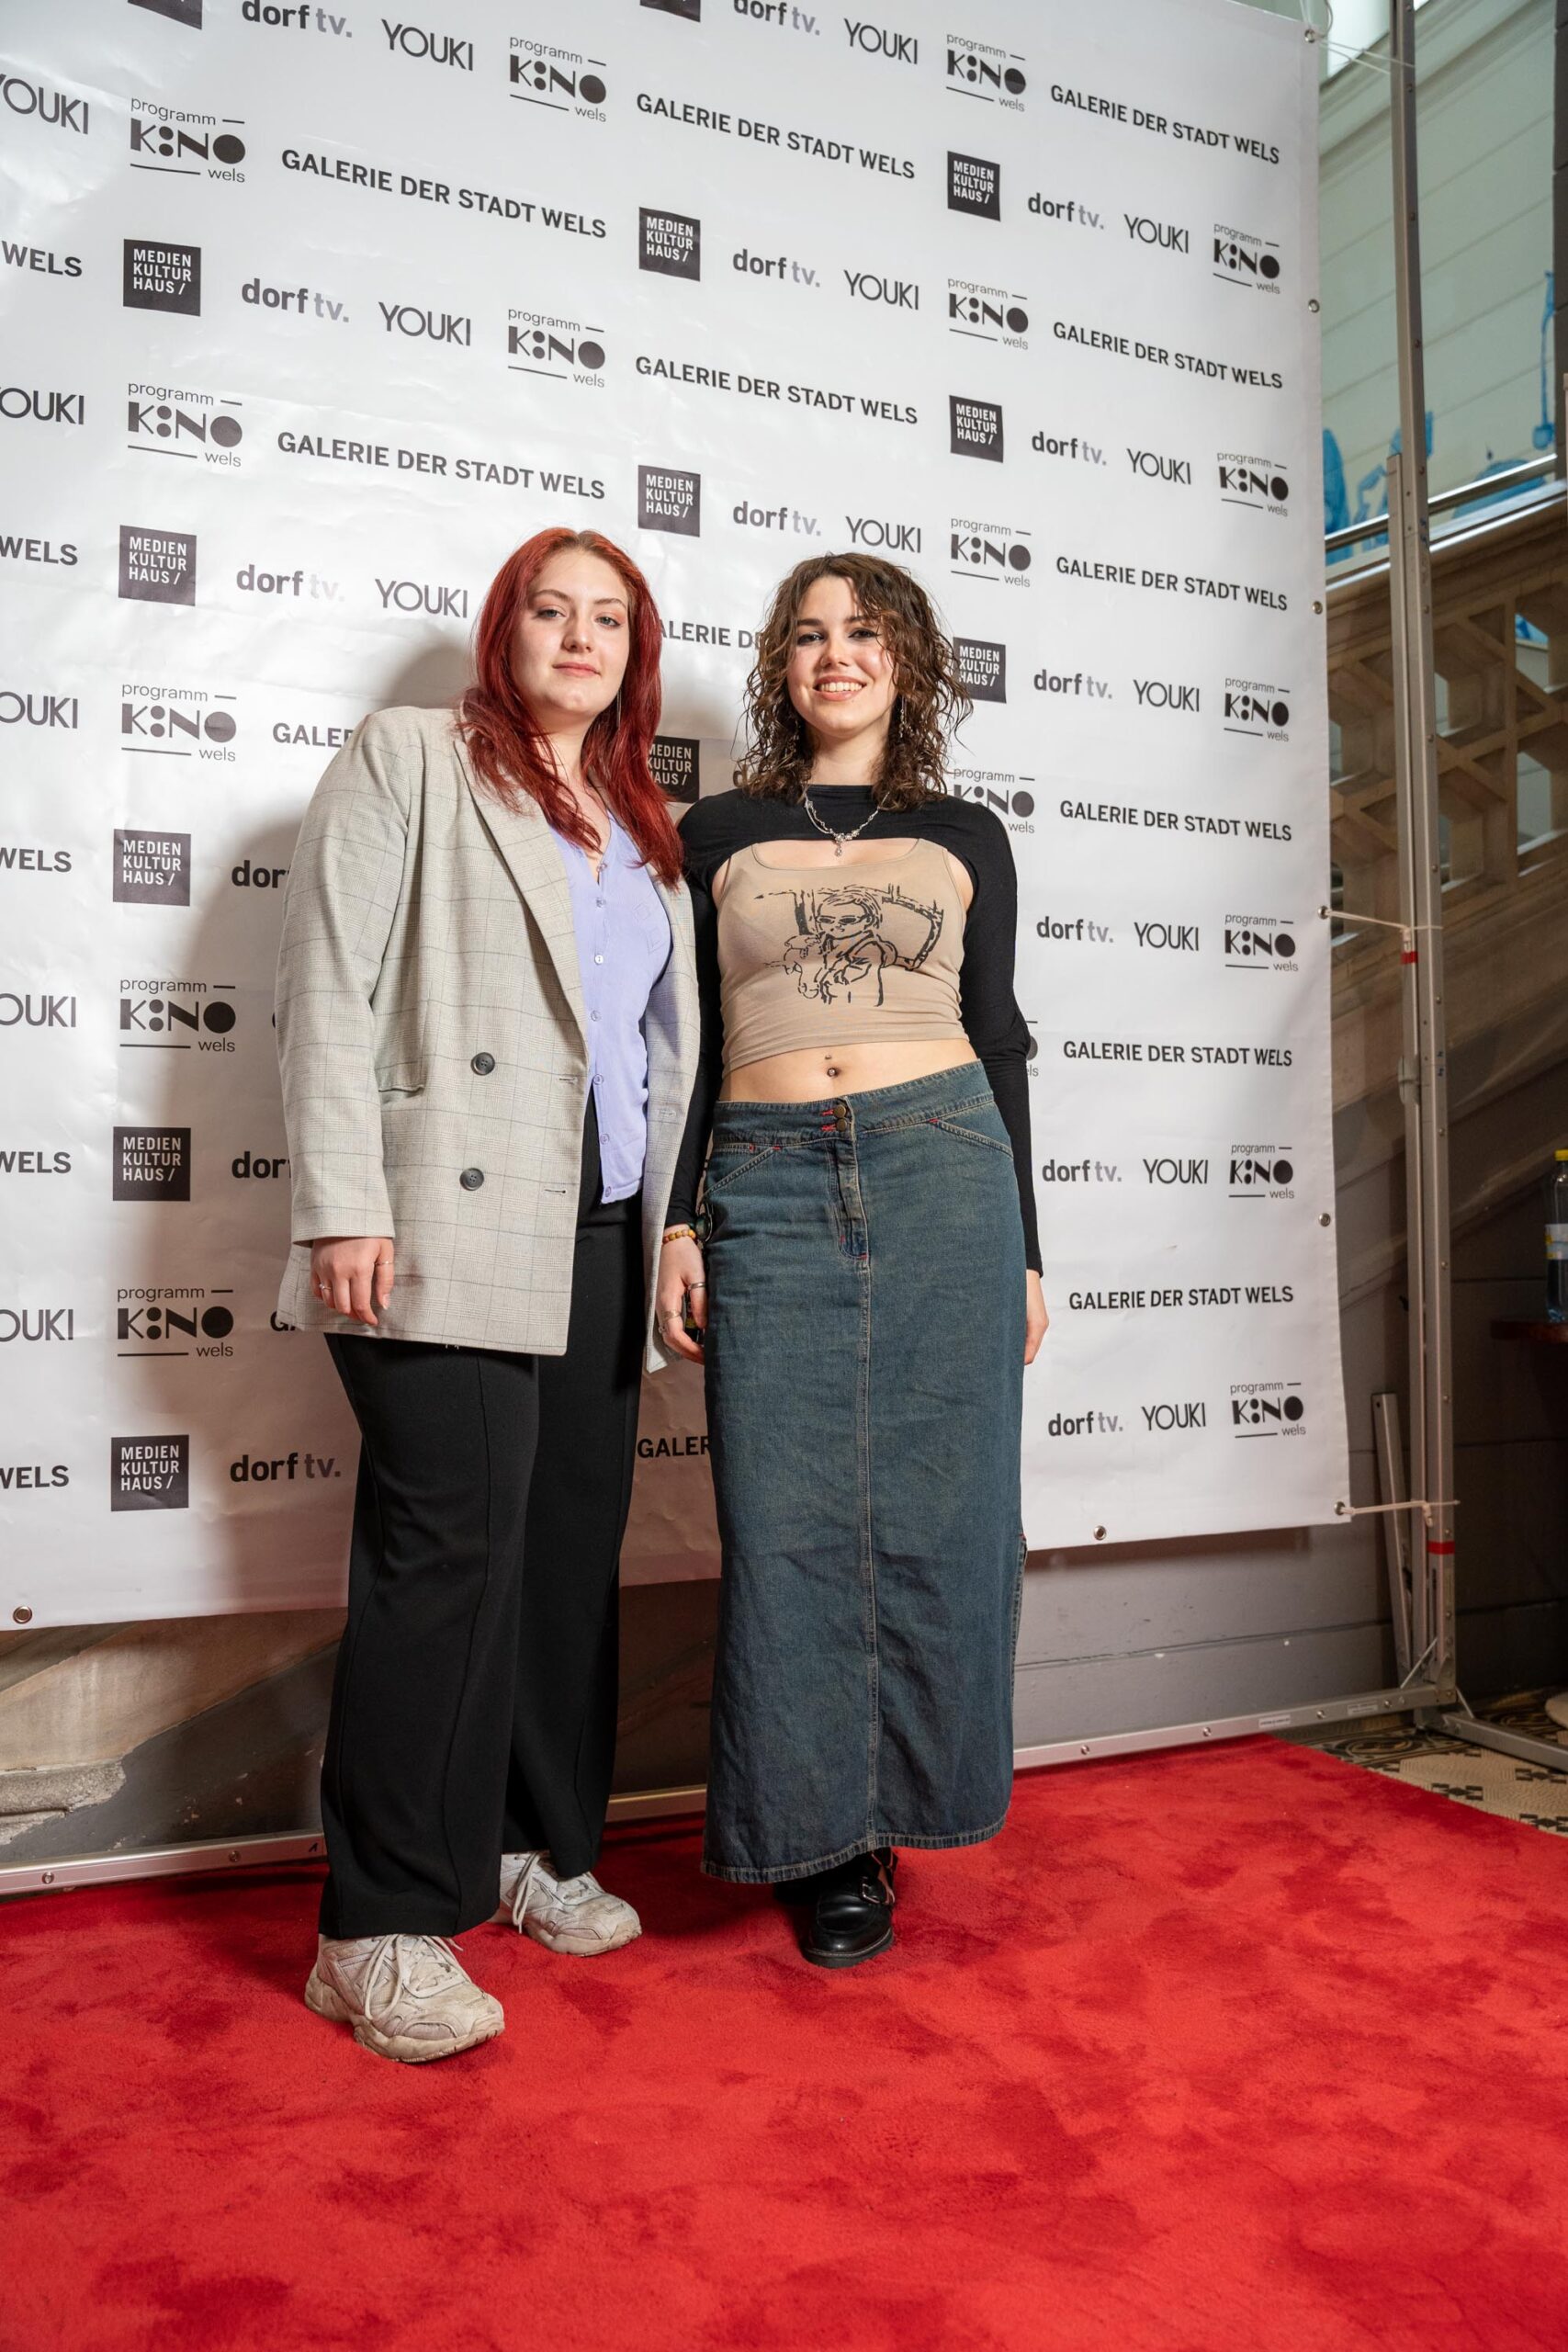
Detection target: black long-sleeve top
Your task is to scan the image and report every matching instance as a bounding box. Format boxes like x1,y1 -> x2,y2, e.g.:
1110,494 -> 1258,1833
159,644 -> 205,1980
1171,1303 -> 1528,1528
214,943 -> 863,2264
667,785 -> 1042,1272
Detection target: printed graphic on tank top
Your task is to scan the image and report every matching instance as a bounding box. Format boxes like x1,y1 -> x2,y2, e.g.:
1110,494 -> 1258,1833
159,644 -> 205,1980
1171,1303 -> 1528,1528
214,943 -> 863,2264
778,879 -> 942,1005
716,840 -> 969,1069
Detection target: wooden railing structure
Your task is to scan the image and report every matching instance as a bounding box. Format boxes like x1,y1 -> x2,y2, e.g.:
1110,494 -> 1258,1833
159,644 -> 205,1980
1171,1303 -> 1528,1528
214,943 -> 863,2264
1326,488 -> 1568,1111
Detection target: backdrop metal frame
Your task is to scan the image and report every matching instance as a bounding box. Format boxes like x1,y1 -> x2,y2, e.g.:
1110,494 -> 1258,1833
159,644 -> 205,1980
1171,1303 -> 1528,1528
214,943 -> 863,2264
0,0 -> 1543,1907
1379,0 -> 1563,1779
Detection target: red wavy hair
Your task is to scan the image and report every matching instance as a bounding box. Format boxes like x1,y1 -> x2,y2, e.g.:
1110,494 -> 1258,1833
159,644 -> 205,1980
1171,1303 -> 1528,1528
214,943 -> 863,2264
458,528 -> 682,886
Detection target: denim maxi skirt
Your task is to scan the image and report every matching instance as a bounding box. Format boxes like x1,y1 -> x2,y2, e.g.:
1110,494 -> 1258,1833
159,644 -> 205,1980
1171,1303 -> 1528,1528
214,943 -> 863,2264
701,1064 -> 1028,1883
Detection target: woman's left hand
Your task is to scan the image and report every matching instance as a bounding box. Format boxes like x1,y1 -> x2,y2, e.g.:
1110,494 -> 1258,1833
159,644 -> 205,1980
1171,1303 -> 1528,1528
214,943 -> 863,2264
1024,1272 -> 1049,1366
656,1235 -> 707,1363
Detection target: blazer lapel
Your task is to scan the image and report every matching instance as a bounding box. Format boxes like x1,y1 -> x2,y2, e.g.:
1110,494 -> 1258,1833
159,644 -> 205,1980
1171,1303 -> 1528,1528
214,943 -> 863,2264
644,874 -> 700,1101
457,751 -> 588,1046
652,873 -> 695,981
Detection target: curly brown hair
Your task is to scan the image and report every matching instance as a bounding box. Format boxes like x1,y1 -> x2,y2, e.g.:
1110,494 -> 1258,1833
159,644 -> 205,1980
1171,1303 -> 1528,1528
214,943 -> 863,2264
733,553 -> 970,810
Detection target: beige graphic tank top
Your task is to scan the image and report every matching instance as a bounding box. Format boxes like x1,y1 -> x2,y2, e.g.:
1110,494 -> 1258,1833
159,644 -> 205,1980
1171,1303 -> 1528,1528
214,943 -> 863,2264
716,839 -> 969,1071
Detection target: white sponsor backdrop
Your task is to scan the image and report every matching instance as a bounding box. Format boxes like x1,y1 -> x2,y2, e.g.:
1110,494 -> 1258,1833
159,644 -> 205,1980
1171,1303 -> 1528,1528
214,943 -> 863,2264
0,0 -> 1347,1625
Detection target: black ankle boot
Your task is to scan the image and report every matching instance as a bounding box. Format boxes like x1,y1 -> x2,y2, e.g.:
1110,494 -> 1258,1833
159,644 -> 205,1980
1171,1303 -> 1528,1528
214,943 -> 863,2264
801,1849 -> 897,1970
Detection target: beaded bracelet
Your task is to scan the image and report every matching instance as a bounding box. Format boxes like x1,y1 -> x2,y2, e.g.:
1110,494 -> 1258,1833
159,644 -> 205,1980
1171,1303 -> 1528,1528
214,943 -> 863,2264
662,1223 -> 700,1246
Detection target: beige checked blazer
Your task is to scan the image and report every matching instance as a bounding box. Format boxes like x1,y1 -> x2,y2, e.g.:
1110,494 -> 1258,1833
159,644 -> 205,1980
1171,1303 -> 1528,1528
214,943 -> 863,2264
274,705 -> 701,1368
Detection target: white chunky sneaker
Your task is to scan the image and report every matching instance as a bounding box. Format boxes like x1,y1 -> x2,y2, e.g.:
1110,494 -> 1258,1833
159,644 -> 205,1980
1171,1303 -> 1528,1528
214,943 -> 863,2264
495,1849 -> 642,1956
304,1933 -> 504,2064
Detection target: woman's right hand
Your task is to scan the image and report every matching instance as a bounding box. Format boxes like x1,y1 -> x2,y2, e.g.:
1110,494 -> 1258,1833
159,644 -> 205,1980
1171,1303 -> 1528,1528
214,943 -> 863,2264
310,1237 -> 395,1328
656,1235 -> 707,1362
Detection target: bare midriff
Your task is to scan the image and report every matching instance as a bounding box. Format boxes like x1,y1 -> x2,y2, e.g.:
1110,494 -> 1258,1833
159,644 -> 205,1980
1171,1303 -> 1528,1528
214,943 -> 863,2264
723,1035 -> 980,1104
713,836 -> 980,1105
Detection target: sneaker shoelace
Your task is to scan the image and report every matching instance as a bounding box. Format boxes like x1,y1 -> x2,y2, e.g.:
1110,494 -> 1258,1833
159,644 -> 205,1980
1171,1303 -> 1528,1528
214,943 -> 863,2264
357,1934 -> 468,2018
508,1857 -> 597,1930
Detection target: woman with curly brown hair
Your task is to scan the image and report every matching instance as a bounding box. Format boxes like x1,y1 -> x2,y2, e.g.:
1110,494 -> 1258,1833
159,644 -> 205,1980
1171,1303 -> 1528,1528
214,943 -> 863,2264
657,555 -> 1048,1968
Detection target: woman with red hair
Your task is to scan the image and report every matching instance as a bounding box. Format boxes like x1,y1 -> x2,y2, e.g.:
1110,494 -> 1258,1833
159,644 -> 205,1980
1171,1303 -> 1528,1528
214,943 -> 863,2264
275,528 -> 699,2064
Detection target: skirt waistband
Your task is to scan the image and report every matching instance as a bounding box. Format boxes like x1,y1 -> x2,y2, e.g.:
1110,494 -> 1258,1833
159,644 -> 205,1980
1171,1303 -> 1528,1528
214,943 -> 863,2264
711,1061 -> 994,1143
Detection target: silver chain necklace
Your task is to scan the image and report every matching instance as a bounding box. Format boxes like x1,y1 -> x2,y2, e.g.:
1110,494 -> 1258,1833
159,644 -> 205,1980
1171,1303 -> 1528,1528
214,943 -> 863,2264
801,786 -> 884,859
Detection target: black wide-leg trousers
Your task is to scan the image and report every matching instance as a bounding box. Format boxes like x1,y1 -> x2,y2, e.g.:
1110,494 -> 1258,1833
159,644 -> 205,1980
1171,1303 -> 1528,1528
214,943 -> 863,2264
317,1108 -> 643,1939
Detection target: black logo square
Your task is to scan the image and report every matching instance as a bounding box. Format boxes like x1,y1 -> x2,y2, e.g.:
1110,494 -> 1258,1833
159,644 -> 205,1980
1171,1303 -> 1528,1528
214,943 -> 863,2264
130,0 -> 202,19
111,1433 -> 190,1512
955,639 -> 1006,703
639,208 -> 701,281
123,239 -> 200,316
118,526 -> 197,605
950,396 -> 1003,462
638,465 -> 700,537
642,0 -> 700,16
948,152 -> 1000,221
113,1125 -> 191,1201
114,830 -> 192,906
650,735 -> 700,804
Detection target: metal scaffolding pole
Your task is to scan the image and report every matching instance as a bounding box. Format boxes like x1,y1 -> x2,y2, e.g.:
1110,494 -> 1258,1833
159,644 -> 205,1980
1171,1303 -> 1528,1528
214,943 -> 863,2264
1385,0 -> 1458,1707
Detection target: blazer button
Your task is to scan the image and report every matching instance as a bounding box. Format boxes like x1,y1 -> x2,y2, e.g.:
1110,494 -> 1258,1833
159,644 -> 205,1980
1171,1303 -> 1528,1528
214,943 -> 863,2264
470,1052 -> 495,1075
459,1167 -> 485,1191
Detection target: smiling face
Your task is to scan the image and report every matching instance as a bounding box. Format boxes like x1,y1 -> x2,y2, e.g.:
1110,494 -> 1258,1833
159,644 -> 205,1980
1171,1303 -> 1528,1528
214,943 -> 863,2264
510,548 -> 632,733
818,890 -> 879,942
784,572 -> 898,763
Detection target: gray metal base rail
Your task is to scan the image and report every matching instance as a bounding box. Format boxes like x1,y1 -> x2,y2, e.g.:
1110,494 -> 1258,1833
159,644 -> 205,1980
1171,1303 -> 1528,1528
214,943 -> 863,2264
0,1684 -> 1441,1900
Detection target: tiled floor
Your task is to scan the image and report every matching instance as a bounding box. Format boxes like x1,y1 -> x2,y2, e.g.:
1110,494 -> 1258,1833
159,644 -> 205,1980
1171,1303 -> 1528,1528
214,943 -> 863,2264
1303,1691 -> 1568,1834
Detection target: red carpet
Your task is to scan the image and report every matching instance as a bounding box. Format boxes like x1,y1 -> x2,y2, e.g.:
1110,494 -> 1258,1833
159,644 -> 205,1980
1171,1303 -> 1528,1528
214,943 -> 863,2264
6,1738 -> 1568,2352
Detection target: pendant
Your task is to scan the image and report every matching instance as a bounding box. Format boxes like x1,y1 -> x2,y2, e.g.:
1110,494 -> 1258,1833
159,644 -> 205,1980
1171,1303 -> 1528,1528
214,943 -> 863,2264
834,842 -> 844,858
